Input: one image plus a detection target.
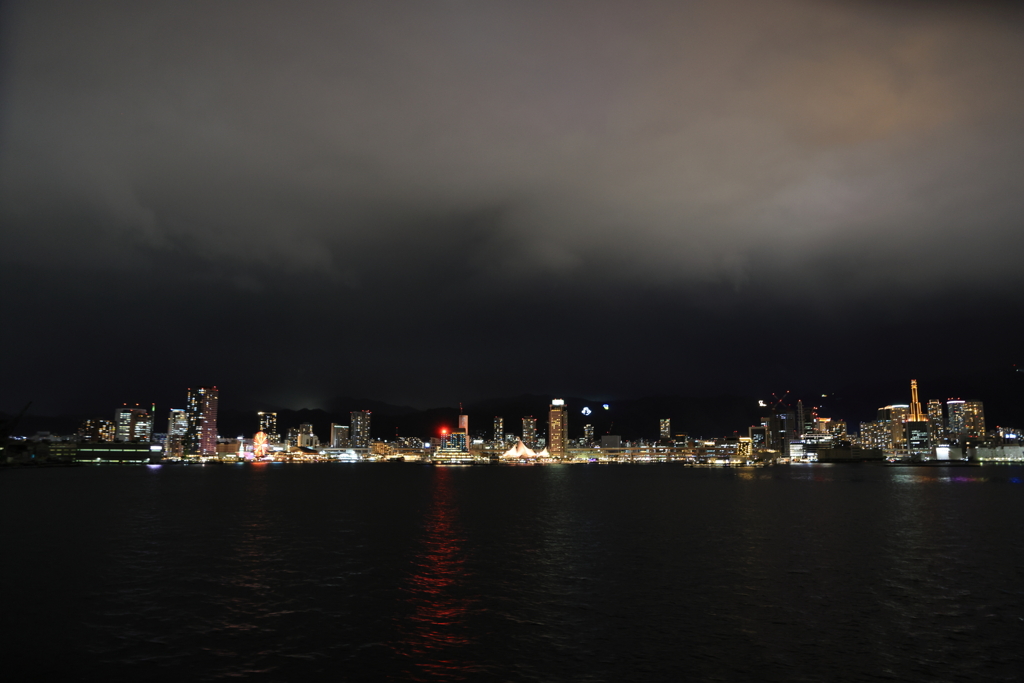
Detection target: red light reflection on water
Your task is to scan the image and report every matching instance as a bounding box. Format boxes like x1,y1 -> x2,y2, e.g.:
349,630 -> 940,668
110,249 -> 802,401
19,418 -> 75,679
395,467 -> 479,680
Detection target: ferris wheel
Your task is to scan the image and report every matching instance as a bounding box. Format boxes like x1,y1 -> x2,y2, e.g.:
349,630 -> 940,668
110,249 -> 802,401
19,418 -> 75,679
253,431 -> 268,459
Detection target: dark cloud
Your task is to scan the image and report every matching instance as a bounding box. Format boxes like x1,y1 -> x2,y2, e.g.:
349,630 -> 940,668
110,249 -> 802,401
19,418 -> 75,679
2,0 -> 1023,415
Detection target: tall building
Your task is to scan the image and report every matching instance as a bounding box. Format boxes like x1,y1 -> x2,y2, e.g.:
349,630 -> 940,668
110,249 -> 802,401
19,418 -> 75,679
331,423 -> 350,448
659,418 -> 671,441
78,418 -> 115,443
583,423 -> 595,446
796,400 -> 808,437
298,423 -> 319,448
927,399 -> 945,445
115,405 -> 153,442
522,416 -> 537,448
184,386 -> 218,457
947,400 -> 968,441
351,410 -> 371,447
165,408 -> 189,458
168,409 -> 188,438
905,380 -> 930,456
959,400 -> 986,439
493,417 -> 504,443
764,409 -> 796,455
458,414 -> 469,434
443,431 -> 468,452
944,398 -> 985,442
258,412 -> 279,443
860,404 -> 909,451
548,399 -> 568,457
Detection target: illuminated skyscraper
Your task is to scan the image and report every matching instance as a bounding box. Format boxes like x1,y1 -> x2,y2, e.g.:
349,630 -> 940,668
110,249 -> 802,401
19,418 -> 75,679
659,419 -> 671,441
548,399 -> 568,457
584,423 -> 594,445
522,417 -> 537,448
115,405 -> 153,442
78,418 -> 115,442
947,400 -> 972,441
927,400 -> 944,445
350,410 -> 371,447
493,417 -> 504,443
444,431 -> 468,452
905,380 -> 930,456
168,409 -> 188,438
298,423 -> 319,448
165,408 -> 188,458
184,386 -> 218,457
258,412 -> 279,442
331,423 -> 350,447
949,400 -> 986,440
868,404 -> 909,451
964,401 -> 985,438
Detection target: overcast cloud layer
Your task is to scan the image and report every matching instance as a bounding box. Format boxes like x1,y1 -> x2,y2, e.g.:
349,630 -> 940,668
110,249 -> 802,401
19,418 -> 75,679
3,0 -> 1024,414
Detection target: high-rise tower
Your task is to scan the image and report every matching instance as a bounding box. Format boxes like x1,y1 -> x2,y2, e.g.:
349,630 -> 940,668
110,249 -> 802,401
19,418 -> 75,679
350,410 -> 371,447
659,418 -> 671,441
115,405 -> 153,442
184,386 -> 218,457
331,423 -> 350,448
962,401 -> 985,439
258,412 -> 279,443
548,399 -> 568,457
905,379 -> 930,456
522,416 -> 537,449
493,417 -> 504,443
926,399 -> 944,446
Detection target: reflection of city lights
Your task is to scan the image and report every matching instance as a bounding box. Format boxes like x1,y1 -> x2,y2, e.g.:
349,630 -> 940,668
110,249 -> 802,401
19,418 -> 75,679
582,407 -> 592,416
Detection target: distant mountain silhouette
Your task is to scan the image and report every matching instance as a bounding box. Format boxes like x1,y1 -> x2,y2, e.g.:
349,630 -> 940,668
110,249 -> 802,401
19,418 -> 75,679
8,366 -> 1021,441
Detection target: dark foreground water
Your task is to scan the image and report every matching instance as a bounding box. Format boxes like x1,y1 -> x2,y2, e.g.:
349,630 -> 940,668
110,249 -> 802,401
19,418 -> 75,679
2,463 -> 1023,682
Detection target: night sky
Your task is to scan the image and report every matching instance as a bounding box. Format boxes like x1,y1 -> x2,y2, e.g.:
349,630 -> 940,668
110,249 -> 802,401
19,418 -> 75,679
3,1 -> 1023,418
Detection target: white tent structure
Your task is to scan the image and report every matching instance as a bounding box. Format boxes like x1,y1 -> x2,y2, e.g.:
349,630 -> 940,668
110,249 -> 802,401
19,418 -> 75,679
501,439 -> 538,460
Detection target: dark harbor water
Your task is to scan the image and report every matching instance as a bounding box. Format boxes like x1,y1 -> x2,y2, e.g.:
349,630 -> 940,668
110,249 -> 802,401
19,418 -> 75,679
2,463 -> 1023,682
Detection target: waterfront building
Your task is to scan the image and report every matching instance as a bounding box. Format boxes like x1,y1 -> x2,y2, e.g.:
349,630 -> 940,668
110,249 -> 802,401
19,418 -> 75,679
947,400 -> 966,440
963,400 -> 986,439
945,400 -> 983,441
768,410 -> 796,456
168,409 -> 188,438
78,418 -> 115,443
258,412 -> 279,443
749,424 -> 768,450
298,423 -> 319,448
351,410 -> 371,447
905,380 -> 930,457
944,400 -> 986,442
601,435 -> 621,449
659,418 -> 671,441
548,399 -> 568,457
927,400 -> 945,445
115,405 -> 153,442
331,423 -> 350,448
493,417 -> 504,443
584,423 -> 594,446
444,431 -> 468,452
522,416 -> 537,448
165,408 -> 188,458
184,386 -> 218,457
